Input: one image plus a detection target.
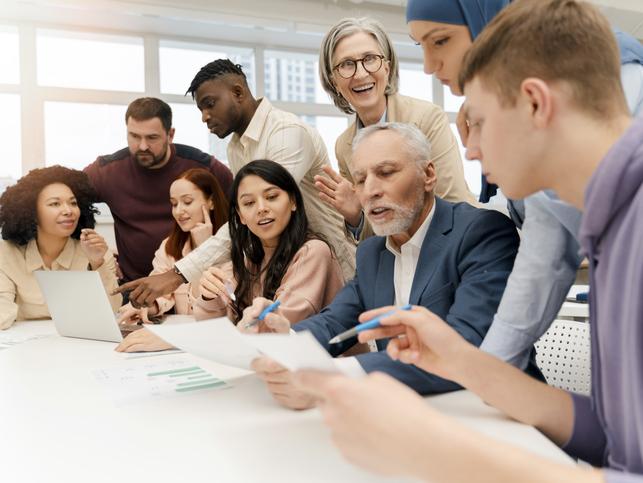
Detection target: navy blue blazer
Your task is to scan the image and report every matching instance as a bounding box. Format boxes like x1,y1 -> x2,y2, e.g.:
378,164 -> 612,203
294,197 -> 520,395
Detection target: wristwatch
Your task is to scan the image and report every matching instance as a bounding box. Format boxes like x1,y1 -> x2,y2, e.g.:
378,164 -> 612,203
173,265 -> 188,283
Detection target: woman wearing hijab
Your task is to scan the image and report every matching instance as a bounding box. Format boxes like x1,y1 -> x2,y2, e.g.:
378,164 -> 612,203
314,17 -> 476,241
405,0 -> 643,371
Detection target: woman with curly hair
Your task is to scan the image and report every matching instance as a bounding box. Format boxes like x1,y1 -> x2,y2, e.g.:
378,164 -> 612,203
116,160 -> 344,353
0,165 -> 120,329
117,168 -> 228,324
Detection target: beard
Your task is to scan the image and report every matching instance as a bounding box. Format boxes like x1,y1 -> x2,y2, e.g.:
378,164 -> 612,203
134,144 -> 169,168
365,181 -> 426,237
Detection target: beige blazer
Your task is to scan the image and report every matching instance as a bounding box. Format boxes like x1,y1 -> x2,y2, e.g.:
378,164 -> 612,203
0,238 -> 120,329
335,93 -> 476,240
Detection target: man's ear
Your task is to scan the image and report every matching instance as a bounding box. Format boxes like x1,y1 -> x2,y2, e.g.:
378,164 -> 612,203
520,78 -> 553,128
231,82 -> 246,102
168,127 -> 176,143
423,161 -> 437,192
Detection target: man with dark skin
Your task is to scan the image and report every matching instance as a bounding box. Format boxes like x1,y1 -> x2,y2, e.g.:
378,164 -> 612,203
115,60 -> 354,307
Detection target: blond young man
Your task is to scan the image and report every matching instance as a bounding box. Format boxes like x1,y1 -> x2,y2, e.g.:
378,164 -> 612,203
292,1 -> 643,482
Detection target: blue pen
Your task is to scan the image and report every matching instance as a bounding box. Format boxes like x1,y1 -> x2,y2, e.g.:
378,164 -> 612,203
329,304 -> 413,344
243,300 -> 282,329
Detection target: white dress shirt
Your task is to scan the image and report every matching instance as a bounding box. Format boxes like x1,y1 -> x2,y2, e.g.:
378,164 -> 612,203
175,98 -> 356,282
335,200 -> 436,376
385,202 -> 435,306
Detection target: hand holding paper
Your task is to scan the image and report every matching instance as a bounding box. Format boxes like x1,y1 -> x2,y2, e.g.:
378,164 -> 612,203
148,318 -> 341,373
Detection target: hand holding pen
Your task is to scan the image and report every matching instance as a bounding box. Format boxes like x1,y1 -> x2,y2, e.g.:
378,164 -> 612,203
243,300 -> 281,330
199,267 -> 236,303
236,297 -> 289,334
351,304 -> 469,382
329,304 -> 412,344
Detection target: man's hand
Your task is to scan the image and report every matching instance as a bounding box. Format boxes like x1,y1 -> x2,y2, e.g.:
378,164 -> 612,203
357,305 -> 472,382
252,356 -> 317,410
314,166 -> 362,227
115,328 -> 174,353
112,270 -> 184,308
80,229 -> 108,270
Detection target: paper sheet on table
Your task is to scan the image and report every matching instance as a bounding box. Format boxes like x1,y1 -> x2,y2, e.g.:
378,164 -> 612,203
148,318 -> 340,373
0,320 -> 57,350
92,358 -> 228,406
148,318 -> 260,370
241,331 -> 337,373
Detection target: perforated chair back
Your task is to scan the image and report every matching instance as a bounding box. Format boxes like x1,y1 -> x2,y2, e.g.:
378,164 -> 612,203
534,319 -> 591,395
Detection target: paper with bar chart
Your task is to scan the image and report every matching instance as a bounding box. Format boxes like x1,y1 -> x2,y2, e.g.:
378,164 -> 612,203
92,358 -> 228,405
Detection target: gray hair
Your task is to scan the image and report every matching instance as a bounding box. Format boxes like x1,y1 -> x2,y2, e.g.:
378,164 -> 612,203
352,122 -> 431,169
319,17 -> 400,115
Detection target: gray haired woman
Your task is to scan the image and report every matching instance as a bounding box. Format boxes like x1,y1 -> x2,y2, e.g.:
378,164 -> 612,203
314,17 -> 475,240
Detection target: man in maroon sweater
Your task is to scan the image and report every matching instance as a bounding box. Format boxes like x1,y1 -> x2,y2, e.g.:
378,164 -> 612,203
84,97 -> 232,283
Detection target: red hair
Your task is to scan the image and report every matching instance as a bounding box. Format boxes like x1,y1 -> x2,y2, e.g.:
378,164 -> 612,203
165,168 -> 229,261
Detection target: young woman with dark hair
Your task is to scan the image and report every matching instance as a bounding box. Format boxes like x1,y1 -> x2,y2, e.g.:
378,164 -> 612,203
0,165 -> 120,329
117,168 -> 228,324
116,160 -> 343,353
195,159 -> 344,324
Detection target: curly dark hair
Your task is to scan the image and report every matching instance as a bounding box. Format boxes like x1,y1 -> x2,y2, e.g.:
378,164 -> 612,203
185,59 -> 247,99
0,165 -> 99,245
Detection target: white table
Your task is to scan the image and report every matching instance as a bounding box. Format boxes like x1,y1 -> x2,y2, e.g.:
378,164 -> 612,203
0,322 -> 572,483
558,285 -> 590,320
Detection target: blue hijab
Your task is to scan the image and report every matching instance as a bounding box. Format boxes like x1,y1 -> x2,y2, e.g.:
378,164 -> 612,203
615,29 -> 643,66
406,0 -> 510,40
407,0 -> 643,203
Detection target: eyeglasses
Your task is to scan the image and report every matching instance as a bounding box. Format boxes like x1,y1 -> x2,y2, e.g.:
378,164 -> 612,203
333,54 -> 386,79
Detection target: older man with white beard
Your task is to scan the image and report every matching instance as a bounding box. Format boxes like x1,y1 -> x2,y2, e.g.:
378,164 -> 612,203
244,122 -> 523,409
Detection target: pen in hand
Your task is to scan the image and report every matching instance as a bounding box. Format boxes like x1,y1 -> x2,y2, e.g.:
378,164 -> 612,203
329,304 -> 413,344
243,300 -> 281,330
224,280 -> 237,302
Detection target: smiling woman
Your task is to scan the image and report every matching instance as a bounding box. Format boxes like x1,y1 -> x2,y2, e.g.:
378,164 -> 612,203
316,17 -> 476,241
116,168 -> 228,326
0,166 -> 120,330
195,159 -> 344,326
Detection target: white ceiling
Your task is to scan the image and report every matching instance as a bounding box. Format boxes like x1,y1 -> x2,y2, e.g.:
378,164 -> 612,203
1,0 -> 641,57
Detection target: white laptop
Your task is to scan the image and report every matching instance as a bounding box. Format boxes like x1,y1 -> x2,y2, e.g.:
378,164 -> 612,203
35,270 -> 123,343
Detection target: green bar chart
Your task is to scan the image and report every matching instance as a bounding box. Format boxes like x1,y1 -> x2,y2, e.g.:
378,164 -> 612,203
93,359 -> 228,405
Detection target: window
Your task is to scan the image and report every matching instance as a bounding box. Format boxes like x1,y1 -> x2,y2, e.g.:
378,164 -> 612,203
399,63 -> 432,102
0,25 -> 20,84
302,116 -> 349,172
160,40 -> 255,96
170,102 -> 230,165
450,123 -> 481,198
264,50 -> 330,104
444,85 -> 465,113
0,94 -> 21,181
37,30 -> 144,92
44,102 -> 126,171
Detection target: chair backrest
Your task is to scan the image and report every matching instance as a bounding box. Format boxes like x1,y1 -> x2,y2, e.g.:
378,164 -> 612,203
534,319 -> 591,395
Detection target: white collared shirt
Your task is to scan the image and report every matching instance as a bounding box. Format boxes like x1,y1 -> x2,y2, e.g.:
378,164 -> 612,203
385,202 -> 436,306
176,97 -> 357,282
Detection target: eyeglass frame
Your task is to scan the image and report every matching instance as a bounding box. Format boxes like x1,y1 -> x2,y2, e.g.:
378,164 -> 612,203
332,54 -> 387,79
